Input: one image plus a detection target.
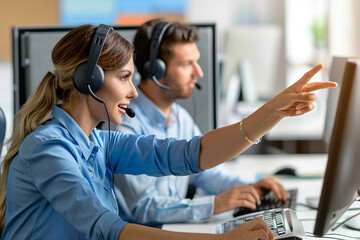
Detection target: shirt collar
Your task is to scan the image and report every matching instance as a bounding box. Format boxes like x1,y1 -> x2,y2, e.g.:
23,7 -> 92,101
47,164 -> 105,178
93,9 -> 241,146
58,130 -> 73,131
133,86 -> 168,126
51,105 -> 100,160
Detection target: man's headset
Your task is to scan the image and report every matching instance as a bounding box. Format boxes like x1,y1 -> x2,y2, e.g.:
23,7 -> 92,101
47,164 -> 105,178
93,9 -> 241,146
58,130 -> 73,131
143,22 -> 201,91
73,24 -> 135,118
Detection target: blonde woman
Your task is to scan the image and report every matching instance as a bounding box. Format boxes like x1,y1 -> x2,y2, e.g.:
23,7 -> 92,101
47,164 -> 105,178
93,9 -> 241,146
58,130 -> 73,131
0,24 -> 336,240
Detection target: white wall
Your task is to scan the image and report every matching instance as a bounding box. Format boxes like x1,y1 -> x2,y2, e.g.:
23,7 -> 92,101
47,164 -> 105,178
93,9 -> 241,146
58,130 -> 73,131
186,0 -> 286,97
329,0 -> 360,57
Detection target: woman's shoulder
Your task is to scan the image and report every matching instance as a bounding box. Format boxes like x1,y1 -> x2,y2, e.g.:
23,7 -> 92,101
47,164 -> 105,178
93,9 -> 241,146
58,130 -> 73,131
32,121 -> 70,142
20,122 -> 73,154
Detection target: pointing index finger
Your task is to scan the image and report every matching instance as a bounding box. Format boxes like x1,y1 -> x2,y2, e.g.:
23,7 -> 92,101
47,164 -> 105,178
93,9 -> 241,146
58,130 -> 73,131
291,64 -> 324,92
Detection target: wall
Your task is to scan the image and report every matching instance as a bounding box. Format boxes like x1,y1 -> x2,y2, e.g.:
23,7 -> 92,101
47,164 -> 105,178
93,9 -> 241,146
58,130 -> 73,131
0,0 -> 58,156
328,0 -> 360,57
0,0 -> 59,61
186,0 -> 286,97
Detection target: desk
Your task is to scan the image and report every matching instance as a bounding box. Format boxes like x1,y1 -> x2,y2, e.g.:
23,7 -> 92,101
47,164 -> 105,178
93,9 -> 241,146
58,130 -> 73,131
162,154 -> 360,239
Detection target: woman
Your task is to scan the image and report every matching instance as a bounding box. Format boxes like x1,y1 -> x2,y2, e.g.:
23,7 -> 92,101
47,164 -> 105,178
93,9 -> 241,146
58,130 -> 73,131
0,24 -> 336,240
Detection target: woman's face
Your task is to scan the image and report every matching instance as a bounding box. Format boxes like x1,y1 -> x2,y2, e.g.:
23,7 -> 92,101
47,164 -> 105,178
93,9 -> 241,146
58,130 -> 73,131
91,57 -> 138,125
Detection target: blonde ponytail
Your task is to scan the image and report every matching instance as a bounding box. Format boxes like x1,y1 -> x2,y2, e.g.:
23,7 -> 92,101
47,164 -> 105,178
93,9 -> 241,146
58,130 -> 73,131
0,71 -> 59,233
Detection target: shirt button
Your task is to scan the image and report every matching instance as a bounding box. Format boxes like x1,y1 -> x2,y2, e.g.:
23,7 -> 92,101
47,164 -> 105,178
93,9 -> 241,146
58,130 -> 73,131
89,157 -> 94,162
89,172 -> 94,177
157,123 -> 162,127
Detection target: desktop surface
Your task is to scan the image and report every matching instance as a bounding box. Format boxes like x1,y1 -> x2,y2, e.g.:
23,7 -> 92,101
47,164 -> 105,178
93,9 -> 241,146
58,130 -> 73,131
162,154 -> 360,239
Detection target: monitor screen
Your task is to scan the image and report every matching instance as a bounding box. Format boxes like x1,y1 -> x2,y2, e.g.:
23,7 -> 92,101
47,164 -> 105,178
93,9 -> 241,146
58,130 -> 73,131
314,60 -> 360,236
12,24 -> 218,134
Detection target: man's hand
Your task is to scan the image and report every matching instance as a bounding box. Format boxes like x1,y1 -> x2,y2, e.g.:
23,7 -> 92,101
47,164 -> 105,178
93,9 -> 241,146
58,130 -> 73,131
252,177 -> 289,201
213,178 -> 288,214
214,185 -> 260,214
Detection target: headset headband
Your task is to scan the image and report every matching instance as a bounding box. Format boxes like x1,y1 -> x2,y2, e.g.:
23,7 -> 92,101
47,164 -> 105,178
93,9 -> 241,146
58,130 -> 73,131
148,22 -> 173,73
83,24 -> 113,84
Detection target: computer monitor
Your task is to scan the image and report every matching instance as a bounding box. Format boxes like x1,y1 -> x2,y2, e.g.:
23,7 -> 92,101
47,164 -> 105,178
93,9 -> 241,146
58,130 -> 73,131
322,57 -> 349,147
12,24 -> 218,134
314,60 -> 360,236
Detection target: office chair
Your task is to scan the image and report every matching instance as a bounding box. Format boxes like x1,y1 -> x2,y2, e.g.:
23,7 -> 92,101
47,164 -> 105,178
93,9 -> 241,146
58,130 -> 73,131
0,106 -> 6,157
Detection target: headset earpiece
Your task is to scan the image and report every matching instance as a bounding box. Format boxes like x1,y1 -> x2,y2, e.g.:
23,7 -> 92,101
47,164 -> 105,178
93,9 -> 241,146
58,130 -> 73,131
73,62 -> 104,94
73,24 -> 113,95
144,58 -> 166,80
143,22 -> 173,84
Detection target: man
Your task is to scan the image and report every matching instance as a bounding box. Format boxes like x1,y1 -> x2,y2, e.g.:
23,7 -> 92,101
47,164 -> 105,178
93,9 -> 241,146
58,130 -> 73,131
113,18 -> 289,227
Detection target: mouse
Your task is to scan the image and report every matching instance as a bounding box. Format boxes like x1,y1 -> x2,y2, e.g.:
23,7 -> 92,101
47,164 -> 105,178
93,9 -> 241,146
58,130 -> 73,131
344,214 -> 360,230
274,167 -> 297,177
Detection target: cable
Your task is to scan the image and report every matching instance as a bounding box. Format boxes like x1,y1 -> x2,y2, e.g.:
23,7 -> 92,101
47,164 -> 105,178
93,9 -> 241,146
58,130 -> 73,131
306,231 -> 360,240
87,85 -> 115,203
305,232 -> 345,240
332,211 -> 360,231
299,218 -> 317,222
296,202 -> 318,210
192,90 -> 198,136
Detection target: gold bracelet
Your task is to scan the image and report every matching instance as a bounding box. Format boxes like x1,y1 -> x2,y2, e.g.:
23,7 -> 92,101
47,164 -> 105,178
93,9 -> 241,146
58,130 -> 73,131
239,120 -> 262,145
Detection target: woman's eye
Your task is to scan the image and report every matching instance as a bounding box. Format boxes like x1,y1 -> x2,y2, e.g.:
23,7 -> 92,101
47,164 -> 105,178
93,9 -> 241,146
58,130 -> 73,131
120,75 -> 129,81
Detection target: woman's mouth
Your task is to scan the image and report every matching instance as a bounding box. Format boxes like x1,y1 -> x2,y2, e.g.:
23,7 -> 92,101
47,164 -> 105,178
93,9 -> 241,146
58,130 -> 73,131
118,105 -> 127,114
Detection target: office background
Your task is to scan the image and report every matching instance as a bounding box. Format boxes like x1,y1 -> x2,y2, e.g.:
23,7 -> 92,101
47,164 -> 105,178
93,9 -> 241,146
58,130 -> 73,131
1,0 -> 360,158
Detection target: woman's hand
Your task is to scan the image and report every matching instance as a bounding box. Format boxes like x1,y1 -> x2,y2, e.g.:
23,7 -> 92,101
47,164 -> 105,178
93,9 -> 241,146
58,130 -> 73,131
269,64 -> 338,117
223,217 -> 275,240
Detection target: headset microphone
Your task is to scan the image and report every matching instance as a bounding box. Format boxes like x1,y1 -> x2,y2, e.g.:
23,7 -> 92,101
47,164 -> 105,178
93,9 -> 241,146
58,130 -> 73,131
195,83 -> 202,90
125,108 -> 135,118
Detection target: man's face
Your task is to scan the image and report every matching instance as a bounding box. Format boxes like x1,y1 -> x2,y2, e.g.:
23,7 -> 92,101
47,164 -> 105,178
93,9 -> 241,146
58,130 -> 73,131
162,42 -> 204,99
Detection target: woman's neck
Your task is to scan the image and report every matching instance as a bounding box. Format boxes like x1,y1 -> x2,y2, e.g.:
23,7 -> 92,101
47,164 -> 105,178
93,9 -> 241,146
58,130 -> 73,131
61,98 -> 97,137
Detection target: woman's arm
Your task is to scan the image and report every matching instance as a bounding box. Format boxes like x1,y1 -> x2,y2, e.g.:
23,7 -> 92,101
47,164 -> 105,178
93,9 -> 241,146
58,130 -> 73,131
118,218 -> 275,240
199,64 -> 337,170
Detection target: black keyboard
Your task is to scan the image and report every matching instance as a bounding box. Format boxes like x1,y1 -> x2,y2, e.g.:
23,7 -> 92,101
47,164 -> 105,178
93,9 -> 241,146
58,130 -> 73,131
217,208 -> 306,239
233,189 -> 298,217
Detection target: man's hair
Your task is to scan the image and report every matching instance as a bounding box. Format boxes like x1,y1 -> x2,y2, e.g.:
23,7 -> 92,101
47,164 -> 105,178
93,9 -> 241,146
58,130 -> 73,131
133,18 -> 199,81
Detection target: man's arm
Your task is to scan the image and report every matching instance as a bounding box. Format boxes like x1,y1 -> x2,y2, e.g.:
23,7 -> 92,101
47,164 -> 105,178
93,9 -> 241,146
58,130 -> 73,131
116,174 -> 214,225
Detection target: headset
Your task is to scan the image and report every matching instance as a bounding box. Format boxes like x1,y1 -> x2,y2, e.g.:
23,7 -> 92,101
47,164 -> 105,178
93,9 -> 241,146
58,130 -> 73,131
143,22 -> 173,90
73,24 -> 112,99
143,21 -> 202,91
72,24 -> 135,117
